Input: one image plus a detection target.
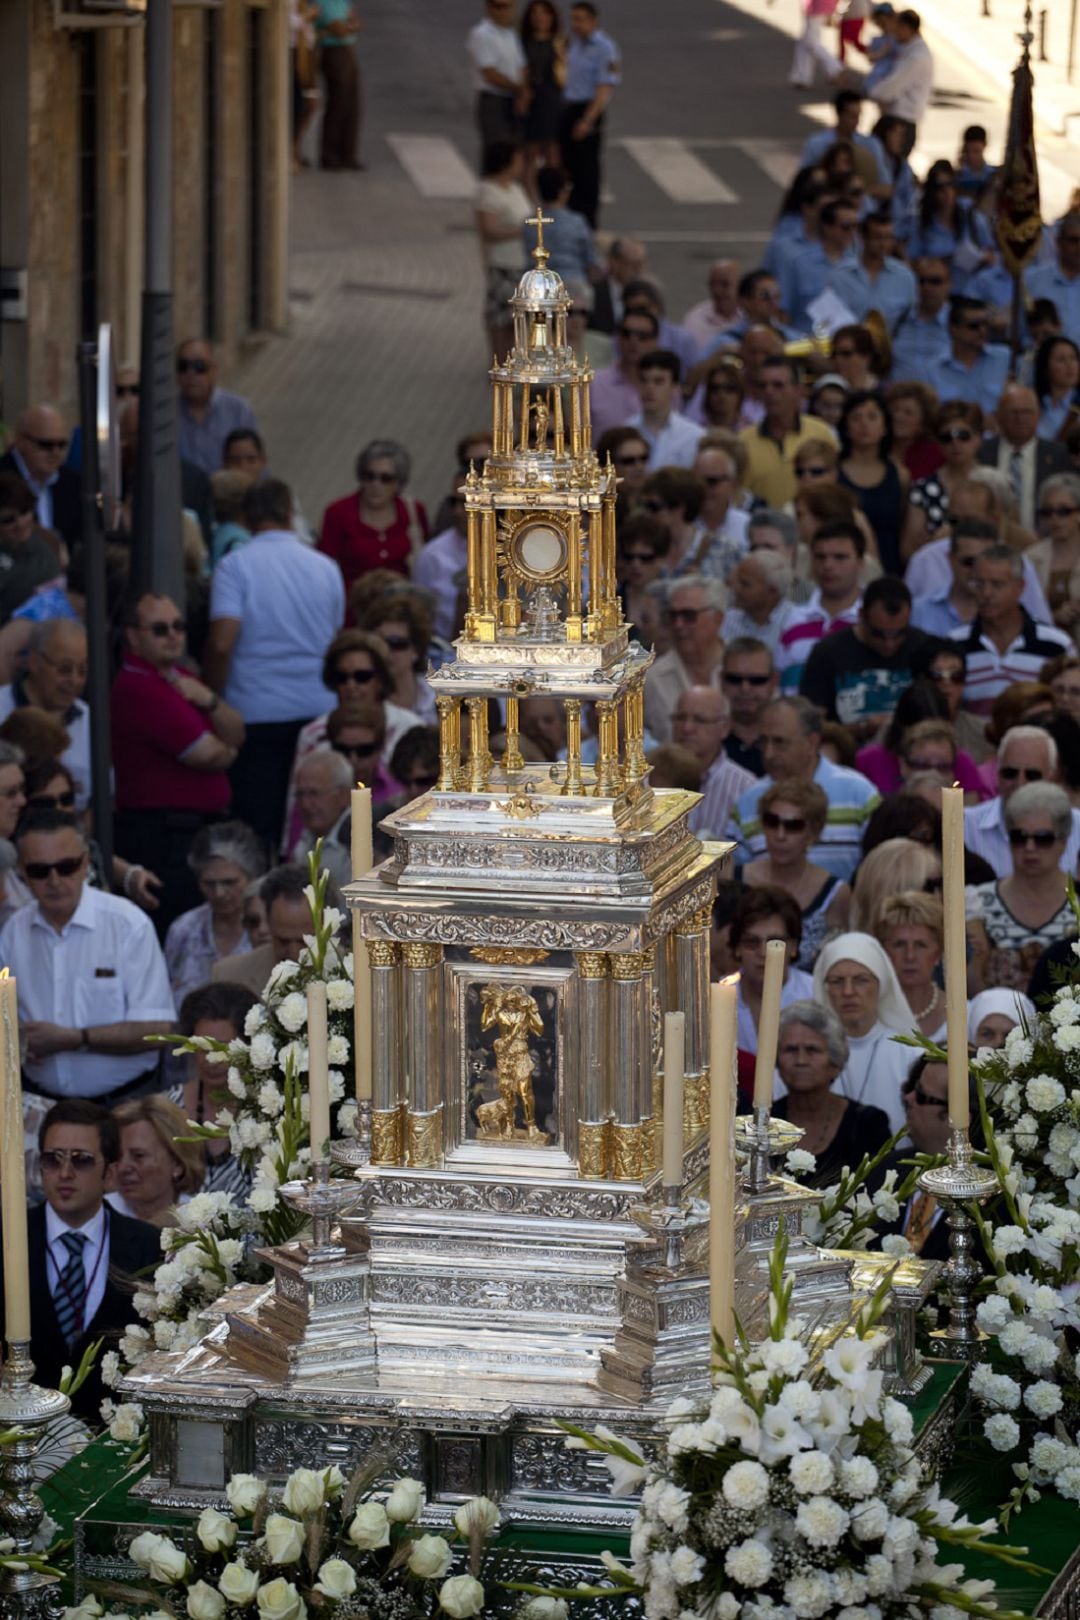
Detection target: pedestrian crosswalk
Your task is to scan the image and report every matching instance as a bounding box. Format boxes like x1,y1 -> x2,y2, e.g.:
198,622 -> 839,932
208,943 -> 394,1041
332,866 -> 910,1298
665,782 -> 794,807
384,131 -> 802,208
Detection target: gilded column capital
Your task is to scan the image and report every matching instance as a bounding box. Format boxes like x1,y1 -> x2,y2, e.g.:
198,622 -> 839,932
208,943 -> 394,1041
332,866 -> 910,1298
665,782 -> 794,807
367,940 -> 400,968
609,950 -> 648,980
676,903 -> 714,936
402,942 -> 443,970
575,951 -> 609,979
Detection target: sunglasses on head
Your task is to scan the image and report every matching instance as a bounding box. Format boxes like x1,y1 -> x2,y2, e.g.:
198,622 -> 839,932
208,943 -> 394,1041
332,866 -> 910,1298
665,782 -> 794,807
762,811 -> 807,833
26,790 -> 76,812
999,766 -> 1044,782
177,357 -> 210,375
41,1148 -> 100,1171
332,667 -> 376,687
24,856 -> 84,880
723,672 -> 770,687
1008,827 -> 1058,847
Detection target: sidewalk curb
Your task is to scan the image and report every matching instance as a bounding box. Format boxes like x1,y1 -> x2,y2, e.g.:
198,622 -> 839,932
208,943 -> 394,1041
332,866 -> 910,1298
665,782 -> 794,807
916,1 -> 1080,141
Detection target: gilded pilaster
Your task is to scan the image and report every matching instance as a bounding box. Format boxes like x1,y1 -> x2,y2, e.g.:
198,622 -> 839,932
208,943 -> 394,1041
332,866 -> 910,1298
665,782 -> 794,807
368,938 -> 402,1163
609,950 -> 648,1180
436,695 -> 460,790
466,698 -> 491,793
402,941 -> 443,1141
594,700 -> 620,797
676,902 -> 712,1137
563,699 -> 584,796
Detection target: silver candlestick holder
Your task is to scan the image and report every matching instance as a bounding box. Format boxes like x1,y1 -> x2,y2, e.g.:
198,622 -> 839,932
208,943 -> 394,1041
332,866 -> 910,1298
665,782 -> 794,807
0,1341 -> 70,1619
631,1183 -> 710,1271
280,1158 -> 364,1259
329,1099 -> 373,1173
918,1125 -> 999,1359
735,1110 -> 804,1193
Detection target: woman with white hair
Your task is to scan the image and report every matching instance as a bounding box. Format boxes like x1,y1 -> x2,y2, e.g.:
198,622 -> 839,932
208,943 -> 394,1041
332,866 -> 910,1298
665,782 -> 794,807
164,820 -> 266,1005
720,549 -> 796,654
813,932 -> 916,1132
772,1000 -> 892,1187
968,782 -> 1075,990
967,987 -> 1035,1050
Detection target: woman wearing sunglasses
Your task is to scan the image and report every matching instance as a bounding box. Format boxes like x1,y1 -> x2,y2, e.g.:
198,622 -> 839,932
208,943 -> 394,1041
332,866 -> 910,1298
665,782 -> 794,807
318,438 -> 428,595
741,778 -> 849,969
969,782 -> 1075,990
360,594 -> 437,724
1027,473 -> 1080,639
901,399 -> 984,561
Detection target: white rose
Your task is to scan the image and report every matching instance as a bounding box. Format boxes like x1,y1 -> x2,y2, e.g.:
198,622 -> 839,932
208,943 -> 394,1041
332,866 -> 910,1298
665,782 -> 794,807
347,1502 -> 390,1550
314,1560 -> 357,1600
263,1515 -> 305,1566
139,1535 -> 189,1585
438,1576 -> 485,1618
187,1581 -> 226,1620
282,1468 -> 325,1516
520,1601 -> 569,1620
128,1531 -> 166,1572
197,1508 -> 237,1554
452,1496 -> 500,1538
219,1564 -> 260,1606
407,1534 -> 453,1579
255,1579 -> 305,1620
226,1474 -> 267,1517
385,1478 -> 426,1523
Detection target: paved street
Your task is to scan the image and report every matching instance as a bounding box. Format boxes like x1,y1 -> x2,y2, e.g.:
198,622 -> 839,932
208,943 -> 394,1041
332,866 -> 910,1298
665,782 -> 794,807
232,0 -> 1080,531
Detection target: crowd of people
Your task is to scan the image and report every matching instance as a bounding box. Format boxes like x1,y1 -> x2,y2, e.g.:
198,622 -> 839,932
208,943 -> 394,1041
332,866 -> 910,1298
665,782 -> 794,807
1,0 -> 1079,1383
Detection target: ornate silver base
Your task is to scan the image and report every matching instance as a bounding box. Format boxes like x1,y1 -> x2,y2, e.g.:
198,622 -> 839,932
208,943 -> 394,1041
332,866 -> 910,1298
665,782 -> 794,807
918,1126 -> 999,1360
0,1342 -> 70,1619
329,1100 -> 373,1171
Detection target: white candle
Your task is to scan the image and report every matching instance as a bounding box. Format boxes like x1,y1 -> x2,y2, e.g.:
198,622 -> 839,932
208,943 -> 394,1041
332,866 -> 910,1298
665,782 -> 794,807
351,787 -> 373,1103
306,981 -> 331,1158
941,784 -> 970,1130
709,982 -> 737,1353
0,971 -> 30,1343
752,939 -> 786,1113
662,1012 -> 685,1189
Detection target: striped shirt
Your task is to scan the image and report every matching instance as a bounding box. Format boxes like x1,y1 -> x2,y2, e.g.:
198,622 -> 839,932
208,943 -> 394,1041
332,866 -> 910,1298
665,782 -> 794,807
776,590 -> 861,693
948,611 -> 1073,715
727,756 -> 880,881
689,753 -> 757,841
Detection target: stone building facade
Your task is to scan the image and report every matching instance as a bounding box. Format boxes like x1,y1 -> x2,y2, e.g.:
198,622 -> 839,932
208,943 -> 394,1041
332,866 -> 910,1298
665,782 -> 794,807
0,0 -> 289,423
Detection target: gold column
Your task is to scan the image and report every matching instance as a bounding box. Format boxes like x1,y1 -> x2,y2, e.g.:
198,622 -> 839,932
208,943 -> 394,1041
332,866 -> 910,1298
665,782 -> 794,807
675,902 -> 713,1137
491,384 -> 503,453
586,513 -> 602,641
609,951 -> 647,1181
639,944 -> 657,1173
601,496 -> 619,632
519,384 -> 531,452
500,381 -> 515,455
566,512 -> 583,642
478,510 -> 497,640
593,699 -> 620,797
625,681 -> 648,781
582,370 -> 593,450
563,698 -> 583,796
467,698 -> 491,792
368,940 -> 404,1165
504,695 -> 524,773
576,950 -> 610,1179
403,941 -> 443,1168
436,696 -> 461,790
570,381 -> 582,457
465,509 -> 481,634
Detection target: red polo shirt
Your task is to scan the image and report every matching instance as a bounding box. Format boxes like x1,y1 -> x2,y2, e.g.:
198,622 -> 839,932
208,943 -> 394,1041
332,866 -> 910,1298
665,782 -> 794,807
110,653 -> 231,813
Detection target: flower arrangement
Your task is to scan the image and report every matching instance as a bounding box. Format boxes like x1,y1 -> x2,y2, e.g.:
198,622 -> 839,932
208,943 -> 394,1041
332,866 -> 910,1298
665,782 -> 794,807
555,1230 -> 1036,1620
789,1134 -> 925,1258
64,1462 -> 559,1620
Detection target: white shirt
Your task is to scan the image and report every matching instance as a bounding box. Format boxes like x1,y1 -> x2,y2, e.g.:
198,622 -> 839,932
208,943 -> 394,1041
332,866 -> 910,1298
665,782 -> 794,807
627,409 -> 705,471
964,796 -> 1080,879
0,886 -> 177,1098
466,17 -> 525,96
0,688 -> 92,809
903,536 -> 1052,624
45,1202 -> 108,1331
720,598 -> 798,657
872,33 -> 933,121
994,437 -> 1037,532
413,526 -> 469,643
736,968 -> 815,1055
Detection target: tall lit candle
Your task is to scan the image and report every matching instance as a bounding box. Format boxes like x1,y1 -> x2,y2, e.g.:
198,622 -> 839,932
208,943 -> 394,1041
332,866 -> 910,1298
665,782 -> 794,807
351,786 -> 373,1103
941,784 -> 970,1131
752,939 -> 786,1113
709,982 -> 737,1352
662,1012 -> 685,1190
0,971 -> 30,1343
306,981 -> 331,1158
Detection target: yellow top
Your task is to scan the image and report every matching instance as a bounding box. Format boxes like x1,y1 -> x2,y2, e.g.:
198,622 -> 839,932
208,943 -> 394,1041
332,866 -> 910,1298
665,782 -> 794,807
739,415 -> 835,508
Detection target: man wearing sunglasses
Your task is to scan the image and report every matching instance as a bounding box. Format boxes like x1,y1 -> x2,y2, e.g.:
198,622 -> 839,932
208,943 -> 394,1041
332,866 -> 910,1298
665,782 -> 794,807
0,811 -> 175,1102
1024,211 -> 1080,349
0,620 -> 91,807
0,1100 -> 160,1419
924,295 -> 1009,417
869,1056 -> 964,1262
0,405 -> 81,547
976,384 -> 1071,533
111,591 -> 246,932
589,308 -> 658,439
963,724 -> 1080,877
176,338 -> 260,476
890,256 -> 951,380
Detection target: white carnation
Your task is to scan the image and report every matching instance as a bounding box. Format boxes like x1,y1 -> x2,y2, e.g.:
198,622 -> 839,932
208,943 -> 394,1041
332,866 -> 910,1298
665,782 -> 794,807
721,1460 -> 770,1511
783,1572 -> 835,1618
244,1005 -> 266,1036
789,1451 -> 834,1496
984,1413 -> 1021,1451
327,1035 -> 350,1067
1025,1380 -> 1064,1418
838,1456 -> 878,1499
1026,1075 -> 1065,1113
257,1081 -> 285,1117
249,1033 -> 277,1071
723,1539 -> 773,1588
795,1495 -> 849,1547
326,980 -> 354,1012
785,1149 -> 816,1175
669,1546 -> 704,1586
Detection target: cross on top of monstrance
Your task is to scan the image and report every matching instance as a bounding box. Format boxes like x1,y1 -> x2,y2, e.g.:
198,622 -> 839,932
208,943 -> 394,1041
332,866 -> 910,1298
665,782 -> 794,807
525,207 -> 555,264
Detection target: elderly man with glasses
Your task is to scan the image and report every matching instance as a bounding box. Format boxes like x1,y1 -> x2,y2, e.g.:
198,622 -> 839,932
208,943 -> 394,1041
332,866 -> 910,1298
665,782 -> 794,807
0,405 -> 81,547
0,619 -> 91,804
176,338 -> 260,475
0,1098 -> 161,1419
0,810 -> 175,1104
963,724 -> 1080,877
111,590 -> 245,933
643,574 -> 724,745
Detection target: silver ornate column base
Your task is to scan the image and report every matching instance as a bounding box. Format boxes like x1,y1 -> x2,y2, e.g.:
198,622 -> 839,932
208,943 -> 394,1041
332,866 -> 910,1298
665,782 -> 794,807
918,1126 -> 999,1360
597,1185 -> 711,1404
329,1101 -> 373,1172
225,1165 -> 377,1379
0,1342 -> 70,1620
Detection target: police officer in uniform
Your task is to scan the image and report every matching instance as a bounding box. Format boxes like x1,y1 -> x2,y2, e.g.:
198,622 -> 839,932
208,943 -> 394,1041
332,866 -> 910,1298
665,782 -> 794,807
560,1 -> 620,229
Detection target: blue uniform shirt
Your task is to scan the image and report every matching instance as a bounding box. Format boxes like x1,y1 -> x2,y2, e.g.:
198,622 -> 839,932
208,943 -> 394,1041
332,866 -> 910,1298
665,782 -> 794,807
925,345 -> 1011,416
564,27 -> 621,102
827,255 -> 917,333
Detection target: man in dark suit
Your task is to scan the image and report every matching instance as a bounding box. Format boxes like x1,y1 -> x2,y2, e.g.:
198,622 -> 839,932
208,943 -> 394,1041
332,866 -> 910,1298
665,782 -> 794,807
870,1055 -> 981,1264
587,236 -> 647,334
977,383 -> 1072,532
0,1099 -> 160,1419
0,406 -> 81,549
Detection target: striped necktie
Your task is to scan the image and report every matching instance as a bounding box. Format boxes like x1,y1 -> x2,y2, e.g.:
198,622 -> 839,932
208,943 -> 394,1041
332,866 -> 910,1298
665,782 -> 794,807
904,1190 -> 938,1255
54,1231 -> 89,1346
